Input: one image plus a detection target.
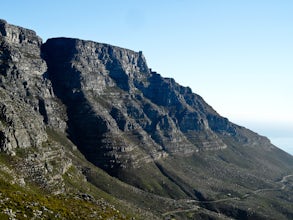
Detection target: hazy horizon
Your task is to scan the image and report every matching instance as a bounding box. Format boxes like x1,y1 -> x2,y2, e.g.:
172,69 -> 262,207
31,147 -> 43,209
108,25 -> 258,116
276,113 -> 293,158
1,1 -> 292,155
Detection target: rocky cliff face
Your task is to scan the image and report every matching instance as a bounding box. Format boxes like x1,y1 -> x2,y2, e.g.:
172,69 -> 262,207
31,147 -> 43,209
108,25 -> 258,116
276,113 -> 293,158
0,19 -> 292,220
0,19 -> 70,193
0,19 -> 48,154
41,37 -> 235,172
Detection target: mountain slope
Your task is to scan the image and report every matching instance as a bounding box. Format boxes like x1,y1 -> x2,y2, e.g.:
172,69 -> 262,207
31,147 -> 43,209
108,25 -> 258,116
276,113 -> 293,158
0,19 -> 292,219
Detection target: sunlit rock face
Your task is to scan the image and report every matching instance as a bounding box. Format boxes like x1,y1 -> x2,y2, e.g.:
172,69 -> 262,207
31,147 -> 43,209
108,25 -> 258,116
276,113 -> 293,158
0,19 -> 48,154
0,20 -> 71,193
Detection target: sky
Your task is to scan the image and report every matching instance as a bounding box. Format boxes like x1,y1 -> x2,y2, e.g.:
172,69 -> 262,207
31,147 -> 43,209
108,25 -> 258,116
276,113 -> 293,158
1,0 -> 293,154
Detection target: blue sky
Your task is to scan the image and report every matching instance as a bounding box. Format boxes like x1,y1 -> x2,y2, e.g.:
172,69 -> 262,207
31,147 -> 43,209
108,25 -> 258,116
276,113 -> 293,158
2,1 -> 293,154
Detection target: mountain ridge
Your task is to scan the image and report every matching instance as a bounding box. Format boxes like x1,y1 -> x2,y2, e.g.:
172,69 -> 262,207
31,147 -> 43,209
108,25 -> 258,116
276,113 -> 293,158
0,19 -> 292,219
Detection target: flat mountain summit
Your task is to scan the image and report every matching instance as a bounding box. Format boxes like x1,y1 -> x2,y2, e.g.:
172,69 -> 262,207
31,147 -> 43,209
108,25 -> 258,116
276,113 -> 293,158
0,19 -> 292,219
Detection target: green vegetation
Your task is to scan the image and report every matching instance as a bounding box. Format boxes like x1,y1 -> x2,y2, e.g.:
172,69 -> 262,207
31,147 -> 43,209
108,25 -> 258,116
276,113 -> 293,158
0,145 -> 136,219
0,186 -> 128,219
0,130 -> 139,219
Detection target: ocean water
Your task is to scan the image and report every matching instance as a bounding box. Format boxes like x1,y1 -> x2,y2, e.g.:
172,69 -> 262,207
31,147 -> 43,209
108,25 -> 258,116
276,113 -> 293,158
270,137 -> 293,156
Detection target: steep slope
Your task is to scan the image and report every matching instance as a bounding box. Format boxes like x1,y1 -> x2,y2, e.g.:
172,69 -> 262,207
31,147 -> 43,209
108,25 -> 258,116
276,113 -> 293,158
0,19 -> 292,219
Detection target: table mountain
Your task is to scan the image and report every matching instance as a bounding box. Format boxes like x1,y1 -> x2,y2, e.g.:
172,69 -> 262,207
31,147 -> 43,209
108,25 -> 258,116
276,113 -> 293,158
0,19 -> 292,219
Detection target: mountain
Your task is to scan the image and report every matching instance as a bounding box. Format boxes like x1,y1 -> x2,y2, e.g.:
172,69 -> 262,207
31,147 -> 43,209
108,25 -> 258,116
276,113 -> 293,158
0,19 -> 292,220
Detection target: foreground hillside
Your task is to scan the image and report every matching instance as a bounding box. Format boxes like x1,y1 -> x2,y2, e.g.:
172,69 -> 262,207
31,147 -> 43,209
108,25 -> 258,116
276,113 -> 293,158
0,19 -> 292,219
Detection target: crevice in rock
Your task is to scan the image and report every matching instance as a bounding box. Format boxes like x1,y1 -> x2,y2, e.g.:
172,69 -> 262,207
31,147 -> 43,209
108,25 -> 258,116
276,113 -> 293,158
38,99 -> 48,124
